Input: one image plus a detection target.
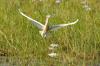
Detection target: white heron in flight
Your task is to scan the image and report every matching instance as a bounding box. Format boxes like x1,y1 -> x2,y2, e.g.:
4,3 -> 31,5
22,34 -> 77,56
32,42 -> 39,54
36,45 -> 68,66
19,10 -> 79,38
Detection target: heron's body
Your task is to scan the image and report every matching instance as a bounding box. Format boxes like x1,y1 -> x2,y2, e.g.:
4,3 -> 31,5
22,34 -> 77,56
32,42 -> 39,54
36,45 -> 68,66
39,25 -> 49,37
19,10 -> 79,38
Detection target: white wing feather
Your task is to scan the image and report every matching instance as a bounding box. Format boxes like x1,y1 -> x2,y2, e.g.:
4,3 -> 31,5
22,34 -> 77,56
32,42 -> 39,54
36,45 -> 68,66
49,19 -> 79,31
19,9 -> 44,30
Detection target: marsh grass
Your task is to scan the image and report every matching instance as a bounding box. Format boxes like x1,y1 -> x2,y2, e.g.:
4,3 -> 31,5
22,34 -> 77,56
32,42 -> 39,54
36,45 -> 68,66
0,0 -> 100,65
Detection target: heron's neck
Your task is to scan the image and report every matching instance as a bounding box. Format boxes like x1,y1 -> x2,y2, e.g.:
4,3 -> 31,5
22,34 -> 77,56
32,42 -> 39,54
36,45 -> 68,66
42,17 -> 49,32
45,17 -> 49,27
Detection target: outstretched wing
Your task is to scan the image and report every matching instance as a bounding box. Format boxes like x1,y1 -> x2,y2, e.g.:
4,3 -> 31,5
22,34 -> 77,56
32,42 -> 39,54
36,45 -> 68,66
19,9 -> 44,30
49,19 -> 79,31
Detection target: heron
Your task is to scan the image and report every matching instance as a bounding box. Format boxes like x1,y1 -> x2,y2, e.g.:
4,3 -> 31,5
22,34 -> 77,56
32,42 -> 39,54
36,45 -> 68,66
19,10 -> 79,38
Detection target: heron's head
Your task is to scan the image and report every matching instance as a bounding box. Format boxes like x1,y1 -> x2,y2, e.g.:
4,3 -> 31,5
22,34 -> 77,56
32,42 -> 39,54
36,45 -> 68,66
46,15 -> 51,19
